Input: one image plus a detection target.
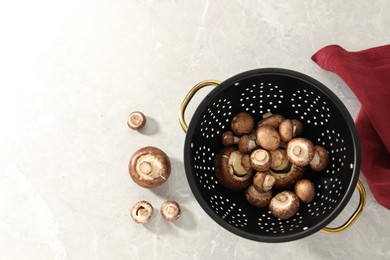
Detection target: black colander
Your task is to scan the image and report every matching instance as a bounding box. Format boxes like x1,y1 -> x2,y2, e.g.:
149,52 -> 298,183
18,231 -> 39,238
179,68 -> 365,242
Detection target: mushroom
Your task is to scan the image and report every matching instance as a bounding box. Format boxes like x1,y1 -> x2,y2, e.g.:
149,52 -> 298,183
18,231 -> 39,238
257,113 -> 284,129
238,134 -> 258,153
250,149 -> 271,171
270,149 -> 290,172
231,112 -> 255,136
160,200 -> 181,222
256,125 -> 281,151
253,171 -> 276,193
129,146 -> 171,188
241,154 -> 252,171
310,145 -> 329,172
295,179 -> 316,203
269,164 -> 304,189
127,111 -> 146,130
222,131 -> 240,146
279,119 -> 304,143
269,191 -> 300,219
131,201 -> 153,224
245,185 -> 272,208
286,138 -> 315,167
214,146 -> 253,190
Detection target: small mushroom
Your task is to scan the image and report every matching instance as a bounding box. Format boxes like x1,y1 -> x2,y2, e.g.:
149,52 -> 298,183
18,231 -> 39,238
269,191 -> 300,219
279,119 -> 304,142
131,201 -> 153,224
222,131 -> 240,146
256,125 -> 281,151
295,179 -> 316,203
241,154 -> 252,171
129,146 -> 171,188
214,147 -> 253,190
291,119 -> 303,136
238,134 -> 258,153
310,146 -> 329,172
127,111 -> 146,130
286,138 -> 315,166
253,171 -> 276,193
270,149 -> 290,172
269,164 -> 304,189
160,200 -> 181,222
257,113 -> 284,129
245,185 -> 272,208
250,149 -> 271,171
231,112 -> 255,136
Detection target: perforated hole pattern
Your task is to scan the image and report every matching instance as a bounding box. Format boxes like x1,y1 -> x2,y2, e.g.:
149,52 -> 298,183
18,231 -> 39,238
185,70 -> 359,241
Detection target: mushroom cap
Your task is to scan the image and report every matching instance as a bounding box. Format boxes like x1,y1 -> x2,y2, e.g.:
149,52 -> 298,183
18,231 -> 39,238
279,119 -> 294,143
295,179 -> 316,203
269,191 -> 300,219
231,112 -> 255,136
127,111 -> 146,130
214,146 -> 253,190
310,146 -> 329,172
286,138 -> 315,166
250,149 -> 271,171
257,114 -> 285,129
129,146 -> 171,188
238,134 -> 258,153
245,185 -> 272,208
222,131 -> 239,146
270,149 -> 290,172
131,201 -> 153,224
253,171 -> 276,193
256,125 -> 281,151
160,200 -> 181,222
269,164 -> 304,189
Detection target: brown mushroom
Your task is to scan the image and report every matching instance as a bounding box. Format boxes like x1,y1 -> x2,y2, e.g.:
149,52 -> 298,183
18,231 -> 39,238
241,154 -> 252,171
127,111 -> 146,130
253,171 -> 276,193
131,201 -> 153,224
295,179 -> 316,203
238,134 -> 258,153
129,146 -> 171,188
286,138 -> 315,166
269,191 -> 300,219
269,164 -> 304,189
291,119 -> 303,136
245,185 -> 272,208
250,149 -> 271,171
310,145 -> 329,172
222,131 -> 240,146
214,146 -> 253,190
231,112 -> 255,136
279,119 -> 303,141
270,149 -> 290,172
256,125 -> 281,151
257,113 -> 284,129
160,200 -> 181,222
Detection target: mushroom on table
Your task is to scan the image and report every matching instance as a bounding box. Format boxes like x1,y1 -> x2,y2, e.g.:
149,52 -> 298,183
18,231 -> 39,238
160,200 -> 181,222
131,201 -> 153,224
129,146 -> 171,188
127,111 -> 146,130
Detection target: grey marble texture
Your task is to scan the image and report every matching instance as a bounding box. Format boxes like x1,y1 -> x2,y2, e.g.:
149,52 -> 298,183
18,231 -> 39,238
0,0 -> 390,259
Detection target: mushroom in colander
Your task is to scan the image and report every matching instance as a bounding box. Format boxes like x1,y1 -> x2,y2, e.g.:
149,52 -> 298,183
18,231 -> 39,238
214,146 -> 253,190
286,138 -> 315,166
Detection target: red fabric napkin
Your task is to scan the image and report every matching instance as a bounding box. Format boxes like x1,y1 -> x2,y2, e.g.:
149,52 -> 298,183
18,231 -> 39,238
312,44 -> 390,210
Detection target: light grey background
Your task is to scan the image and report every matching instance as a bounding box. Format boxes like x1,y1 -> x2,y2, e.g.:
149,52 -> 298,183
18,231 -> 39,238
0,0 -> 389,259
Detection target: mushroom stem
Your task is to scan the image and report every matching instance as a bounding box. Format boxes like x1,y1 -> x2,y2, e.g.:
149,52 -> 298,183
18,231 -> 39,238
293,146 -> 302,156
139,162 -> 152,175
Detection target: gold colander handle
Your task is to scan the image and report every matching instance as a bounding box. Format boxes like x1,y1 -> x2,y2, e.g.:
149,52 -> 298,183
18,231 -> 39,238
321,179 -> 366,234
179,80 -> 221,132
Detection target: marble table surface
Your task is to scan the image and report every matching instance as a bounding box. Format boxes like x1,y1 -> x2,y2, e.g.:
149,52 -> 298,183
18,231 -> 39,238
1,0 -> 390,259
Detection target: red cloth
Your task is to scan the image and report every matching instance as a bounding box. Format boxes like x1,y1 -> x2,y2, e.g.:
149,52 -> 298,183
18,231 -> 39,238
312,45 -> 390,210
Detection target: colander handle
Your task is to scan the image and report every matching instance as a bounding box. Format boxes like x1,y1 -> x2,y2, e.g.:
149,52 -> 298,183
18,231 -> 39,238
179,80 -> 222,132
320,179 -> 366,234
